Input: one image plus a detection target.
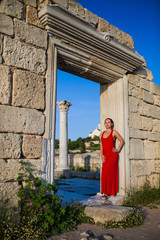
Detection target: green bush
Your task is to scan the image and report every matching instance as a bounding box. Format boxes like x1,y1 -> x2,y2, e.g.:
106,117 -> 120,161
1,161 -> 93,239
86,146 -> 100,150
68,140 -> 79,150
71,166 -> 88,172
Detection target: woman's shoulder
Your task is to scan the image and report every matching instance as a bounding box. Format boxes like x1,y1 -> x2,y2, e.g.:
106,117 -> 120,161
112,130 -> 118,136
101,131 -> 105,136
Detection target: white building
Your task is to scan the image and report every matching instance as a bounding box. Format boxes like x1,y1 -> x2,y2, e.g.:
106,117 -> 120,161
89,124 -> 100,138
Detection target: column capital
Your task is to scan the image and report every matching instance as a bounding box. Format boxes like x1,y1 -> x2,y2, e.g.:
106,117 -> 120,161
56,100 -> 72,112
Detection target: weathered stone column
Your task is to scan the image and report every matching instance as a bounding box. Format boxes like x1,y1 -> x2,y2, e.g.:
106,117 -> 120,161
56,100 -> 72,172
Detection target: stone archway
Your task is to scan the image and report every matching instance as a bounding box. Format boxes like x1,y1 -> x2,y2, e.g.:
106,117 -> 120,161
39,4 -> 144,194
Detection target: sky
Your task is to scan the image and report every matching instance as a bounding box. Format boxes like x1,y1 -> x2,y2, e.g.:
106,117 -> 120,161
56,0 -> 160,141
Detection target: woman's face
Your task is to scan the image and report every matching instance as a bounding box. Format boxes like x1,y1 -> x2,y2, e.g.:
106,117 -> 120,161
104,119 -> 112,129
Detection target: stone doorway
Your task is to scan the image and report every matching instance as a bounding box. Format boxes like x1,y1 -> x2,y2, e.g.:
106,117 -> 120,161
39,4 -> 144,195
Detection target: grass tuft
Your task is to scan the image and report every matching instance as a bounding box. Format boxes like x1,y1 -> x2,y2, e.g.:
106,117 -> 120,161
122,183 -> 160,207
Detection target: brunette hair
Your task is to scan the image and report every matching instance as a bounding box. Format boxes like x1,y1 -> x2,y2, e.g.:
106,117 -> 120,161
104,118 -> 114,129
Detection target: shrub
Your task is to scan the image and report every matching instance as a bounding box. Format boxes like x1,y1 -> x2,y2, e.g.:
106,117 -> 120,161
1,161 -> 93,239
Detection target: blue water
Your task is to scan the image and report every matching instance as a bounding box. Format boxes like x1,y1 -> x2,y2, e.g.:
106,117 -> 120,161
56,178 -> 100,204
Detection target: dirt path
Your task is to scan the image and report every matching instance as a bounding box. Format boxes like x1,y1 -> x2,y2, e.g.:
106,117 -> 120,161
48,205 -> 160,240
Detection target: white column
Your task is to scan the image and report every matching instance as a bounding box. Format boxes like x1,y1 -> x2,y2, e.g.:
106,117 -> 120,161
42,38 -> 57,184
56,100 -> 72,171
100,76 -> 129,195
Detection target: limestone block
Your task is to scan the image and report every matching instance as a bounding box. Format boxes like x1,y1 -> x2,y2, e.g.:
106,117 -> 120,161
129,113 -> 142,129
129,83 -> 138,97
129,128 -> 148,139
143,90 -> 154,104
148,132 -> 160,142
14,19 -> 47,49
129,96 -> 139,113
155,160 -> 160,173
85,205 -> 133,224
12,69 -> 45,110
0,159 -> 20,182
142,116 -> 153,131
144,140 -> 155,159
130,139 -> 144,159
0,105 -> 45,135
155,142 -> 160,159
147,174 -> 160,188
133,66 -> 147,79
3,36 -> 46,75
0,64 -> 11,104
153,119 -> 160,132
0,182 -> 19,208
138,89 -> 143,100
150,82 -> 160,95
131,175 -> 147,189
19,0 -> 37,7
26,5 -> 44,28
140,78 -> 150,91
0,13 -> 13,36
52,0 -> 68,8
0,0 -> 25,20
0,133 -> 22,159
97,17 -> 110,32
77,3 -> 85,18
146,69 -> 153,81
121,31 -> 134,48
25,159 -> 42,178
0,158 -> 42,182
149,105 -> 160,119
127,74 -> 140,87
136,176 -> 147,189
68,0 -> 85,18
139,101 -> 150,117
84,8 -> 98,26
22,135 -> 42,158
154,95 -> 160,106
110,24 -> 121,40
131,160 -> 155,177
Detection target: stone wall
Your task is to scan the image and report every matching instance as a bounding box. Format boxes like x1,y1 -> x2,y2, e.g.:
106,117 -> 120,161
128,67 -> 160,189
55,150 -> 100,172
0,0 -> 46,206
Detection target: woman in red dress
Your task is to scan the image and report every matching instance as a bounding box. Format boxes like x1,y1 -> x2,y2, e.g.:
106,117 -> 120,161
101,118 -> 124,199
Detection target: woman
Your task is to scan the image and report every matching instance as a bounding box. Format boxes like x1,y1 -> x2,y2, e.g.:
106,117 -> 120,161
101,118 -> 124,199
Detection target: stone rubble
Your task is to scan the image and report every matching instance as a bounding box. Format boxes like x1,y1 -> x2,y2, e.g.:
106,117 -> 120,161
80,231 -> 113,240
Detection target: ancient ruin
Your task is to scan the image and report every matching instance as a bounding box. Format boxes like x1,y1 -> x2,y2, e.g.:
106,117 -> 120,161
0,0 -> 160,207
56,100 -> 72,176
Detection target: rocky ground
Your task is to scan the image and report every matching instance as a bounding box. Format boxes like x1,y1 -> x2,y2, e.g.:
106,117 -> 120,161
48,205 -> 160,240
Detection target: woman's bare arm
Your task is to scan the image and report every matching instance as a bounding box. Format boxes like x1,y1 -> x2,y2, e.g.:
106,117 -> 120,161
113,130 -> 124,153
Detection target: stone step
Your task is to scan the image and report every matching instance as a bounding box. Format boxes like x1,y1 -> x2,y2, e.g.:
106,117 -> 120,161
80,195 -> 132,224
84,205 -> 133,224
80,194 -> 125,206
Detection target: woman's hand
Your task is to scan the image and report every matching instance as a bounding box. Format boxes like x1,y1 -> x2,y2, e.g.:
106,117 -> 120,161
102,155 -> 106,163
112,148 -> 118,153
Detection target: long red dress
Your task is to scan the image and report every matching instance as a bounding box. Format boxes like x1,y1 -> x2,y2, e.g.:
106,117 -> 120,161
101,130 -> 118,195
